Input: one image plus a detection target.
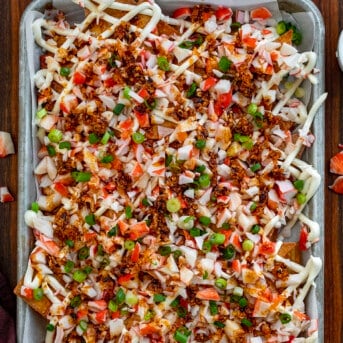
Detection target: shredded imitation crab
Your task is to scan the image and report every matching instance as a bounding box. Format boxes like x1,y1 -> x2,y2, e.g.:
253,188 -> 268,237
19,0 -> 326,342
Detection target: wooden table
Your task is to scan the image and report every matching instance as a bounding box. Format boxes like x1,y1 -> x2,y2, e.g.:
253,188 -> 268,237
0,0 -> 341,341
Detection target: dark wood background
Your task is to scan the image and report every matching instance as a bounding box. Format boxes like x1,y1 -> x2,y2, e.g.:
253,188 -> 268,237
0,0 -> 341,341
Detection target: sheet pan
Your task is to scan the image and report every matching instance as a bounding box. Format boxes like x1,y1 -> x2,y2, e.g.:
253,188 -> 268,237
17,0 -> 325,341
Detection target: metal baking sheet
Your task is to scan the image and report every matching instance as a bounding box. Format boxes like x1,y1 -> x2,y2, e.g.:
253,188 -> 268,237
17,0 -> 325,342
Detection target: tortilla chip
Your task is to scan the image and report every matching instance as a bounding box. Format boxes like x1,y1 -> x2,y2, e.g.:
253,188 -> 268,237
276,30 -> 293,44
279,242 -> 302,264
14,279 -> 51,318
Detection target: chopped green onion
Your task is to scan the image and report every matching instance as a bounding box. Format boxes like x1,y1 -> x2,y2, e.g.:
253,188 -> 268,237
209,233 -> 226,245
125,290 -> 138,306
231,22 -> 241,29
85,214 -> 96,226
165,154 -> 173,167
202,241 -> 212,253
101,131 -> 112,145
230,294 -> 241,303
239,297 -> 248,308
108,53 -> 118,68
123,86 -> 131,99
141,197 -> 150,206
60,67 -> 71,77
116,288 -> 126,305
279,312 -> 292,324
170,297 -> 180,308
65,239 -> 74,248
198,174 -> 211,188
107,225 -> 118,237
36,108 -> 47,119
250,202 -> 257,212
108,299 -> 118,312
124,240 -> 135,251
71,171 -> 92,182
33,288 -> 44,301
46,323 -> 55,331
221,222 -> 230,230
100,154 -> 114,163
242,239 -> 254,251
295,87 -> 305,98
251,224 -> 261,234
214,321 -> 225,328
113,103 -> 125,115
132,132 -> 145,144
186,82 -> 197,98
209,300 -> 219,315
296,193 -> 306,204
218,56 -> 232,73
195,139 -> 206,149
59,141 -> 71,150
144,98 -> 157,110
250,163 -> 261,172
88,133 -> 99,144
158,245 -> 172,256
78,246 -> 90,260
31,202 -> 39,213
177,306 -> 187,318
190,227 -> 205,237
276,21 -> 287,35
79,320 -> 88,332
203,271 -> 208,279
241,318 -> 253,327
233,133 -> 254,150
199,216 -> 211,226
70,295 -> 81,308
48,128 -> 63,143
178,41 -> 194,49
96,244 -> 104,256
157,56 -> 170,71
222,244 -> 235,260
215,277 -> 227,290
173,250 -> 182,259
174,327 -> 191,343
73,270 -> 87,283
195,165 -> 206,173
293,179 -> 304,191
153,293 -> 166,303
292,29 -> 302,45
166,197 -> 181,213
46,145 -> 56,157
144,309 -> 155,321
125,206 -> 132,219
247,103 -> 258,115
64,260 -> 74,273
83,265 -> 92,275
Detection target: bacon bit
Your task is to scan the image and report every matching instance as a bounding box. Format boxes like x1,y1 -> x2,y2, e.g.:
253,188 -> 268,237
132,162 -> 144,178
111,311 -> 120,319
53,182 -> 69,197
131,242 -> 141,262
118,273 -> 134,285
95,309 -> 108,324
137,88 -> 149,99
77,309 -> 88,320
298,226 -> 309,251
258,241 -> 276,255
111,158 -> 123,171
129,221 -> 150,240
176,131 -> 188,143
0,131 -> 15,157
104,77 -> 116,88
250,7 -> 272,20
118,220 -> 130,235
293,310 -> 310,321
73,71 -> 87,85
22,287 -> 33,300
231,259 -> 241,273
0,186 -> 14,203
140,324 -> 161,336
135,111 -> 150,128
196,287 -> 220,301
330,151 -> 343,175
329,176 -> 343,194
84,232 -> 97,242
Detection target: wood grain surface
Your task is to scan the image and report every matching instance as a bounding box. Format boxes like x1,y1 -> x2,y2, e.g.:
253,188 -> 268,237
0,0 -> 341,341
